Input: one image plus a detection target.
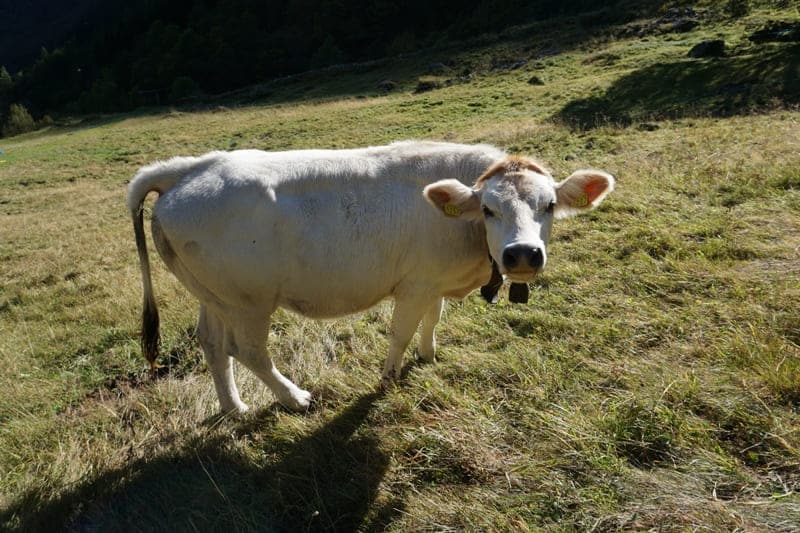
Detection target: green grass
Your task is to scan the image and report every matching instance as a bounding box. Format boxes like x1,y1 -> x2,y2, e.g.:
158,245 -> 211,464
2,3 -> 800,531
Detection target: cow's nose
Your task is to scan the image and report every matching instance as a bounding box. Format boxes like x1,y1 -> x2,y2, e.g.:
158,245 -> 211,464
502,244 -> 544,271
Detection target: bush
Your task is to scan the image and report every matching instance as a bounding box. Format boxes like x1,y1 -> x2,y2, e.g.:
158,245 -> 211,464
0,66 -> 12,117
39,115 -> 55,128
725,0 -> 750,18
80,74 -> 121,112
310,36 -> 346,69
386,31 -> 417,56
2,103 -> 36,137
169,76 -> 200,102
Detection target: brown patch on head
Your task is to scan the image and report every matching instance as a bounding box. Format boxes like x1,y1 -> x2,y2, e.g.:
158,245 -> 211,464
475,156 -> 550,187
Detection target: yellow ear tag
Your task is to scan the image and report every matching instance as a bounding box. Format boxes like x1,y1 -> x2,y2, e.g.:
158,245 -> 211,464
572,193 -> 589,208
443,203 -> 462,217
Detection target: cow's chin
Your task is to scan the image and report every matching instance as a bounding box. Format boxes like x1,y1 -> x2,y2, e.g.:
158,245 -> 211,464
504,270 -> 540,283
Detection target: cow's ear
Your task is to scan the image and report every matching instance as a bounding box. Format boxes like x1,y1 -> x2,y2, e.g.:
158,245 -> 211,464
423,179 -> 481,220
554,170 -> 614,219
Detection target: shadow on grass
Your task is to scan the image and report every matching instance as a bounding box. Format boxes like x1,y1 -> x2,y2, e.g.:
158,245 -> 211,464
557,43 -> 800,129
1,392 -> 398,532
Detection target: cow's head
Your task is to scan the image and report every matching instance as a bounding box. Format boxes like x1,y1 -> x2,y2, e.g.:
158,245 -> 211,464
424,156 -> 614,283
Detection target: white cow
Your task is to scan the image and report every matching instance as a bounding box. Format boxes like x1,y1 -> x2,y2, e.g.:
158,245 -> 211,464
128,141 -> 613,413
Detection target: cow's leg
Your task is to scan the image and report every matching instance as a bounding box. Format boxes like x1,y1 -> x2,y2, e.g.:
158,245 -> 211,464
418,297 -> 444,363
382,296 -> 436,386
197,305 -> 248,414
230,314 -> 312,412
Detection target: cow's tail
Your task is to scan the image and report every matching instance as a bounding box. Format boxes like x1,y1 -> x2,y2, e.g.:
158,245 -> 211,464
127,154 -> 217,369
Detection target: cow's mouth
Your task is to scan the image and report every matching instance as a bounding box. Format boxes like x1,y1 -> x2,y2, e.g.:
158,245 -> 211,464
481,260 -> 536,304
505,270 -> 540,282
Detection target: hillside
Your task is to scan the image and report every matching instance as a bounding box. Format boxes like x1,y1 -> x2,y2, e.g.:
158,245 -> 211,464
1,2 -> 799,531
0,0 -> 664,122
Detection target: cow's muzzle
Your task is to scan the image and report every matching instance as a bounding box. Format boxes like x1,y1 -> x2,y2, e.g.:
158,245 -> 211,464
502,243 -> 544,273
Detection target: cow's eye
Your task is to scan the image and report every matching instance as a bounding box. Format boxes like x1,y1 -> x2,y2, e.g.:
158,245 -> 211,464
482,206 -> 495,218
546,201 -> 556,214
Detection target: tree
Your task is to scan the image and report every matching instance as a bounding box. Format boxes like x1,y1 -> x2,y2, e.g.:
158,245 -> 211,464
726,0 -> 750,18
310,36 -> 346,69
386,31 -> 416,56
0,66 -> 11,95
169,76 -> 200,102
79,69 -> 121,112
2,103 -> 36,137
0,66 -> 12,125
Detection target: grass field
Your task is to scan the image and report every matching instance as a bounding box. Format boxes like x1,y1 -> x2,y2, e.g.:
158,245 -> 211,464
2,3 -> 799,531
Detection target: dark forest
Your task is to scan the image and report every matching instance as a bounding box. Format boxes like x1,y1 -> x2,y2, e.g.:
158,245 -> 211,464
0,1 -> 660,120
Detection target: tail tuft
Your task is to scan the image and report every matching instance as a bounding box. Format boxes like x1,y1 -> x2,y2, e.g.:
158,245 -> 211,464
142,290 -> 160,365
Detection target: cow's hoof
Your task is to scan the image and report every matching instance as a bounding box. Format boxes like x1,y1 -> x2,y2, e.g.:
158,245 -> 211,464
417,348 -> 436,363
220,402 -> 249,417
418,337 -> 436,362
282,388 -> 312,412
380,375 -> 396,390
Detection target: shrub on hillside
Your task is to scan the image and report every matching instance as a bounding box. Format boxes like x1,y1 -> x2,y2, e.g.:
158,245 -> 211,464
39,114 -> 55,128
79,70 -> 127,112
2,103 -> 36,137
726,0 -> 750,18
169,76 -> 200,102
310,36 -> 346,69
0,66 -> 12,101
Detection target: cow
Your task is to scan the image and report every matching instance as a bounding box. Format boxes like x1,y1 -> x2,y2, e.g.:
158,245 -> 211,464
128,141 -> 614,414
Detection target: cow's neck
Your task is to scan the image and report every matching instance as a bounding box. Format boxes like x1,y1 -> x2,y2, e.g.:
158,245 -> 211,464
440,221 -> 494,299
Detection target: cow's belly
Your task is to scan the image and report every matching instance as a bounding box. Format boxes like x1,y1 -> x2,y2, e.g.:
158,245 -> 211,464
277,285 -> 389,318
275,257 -> 489,318
154,221 -> 405,316
153,176 -> 489,317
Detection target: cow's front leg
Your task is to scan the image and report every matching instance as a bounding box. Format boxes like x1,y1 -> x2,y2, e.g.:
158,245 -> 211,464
418,297 -> 444,363
381,296 -> 435,387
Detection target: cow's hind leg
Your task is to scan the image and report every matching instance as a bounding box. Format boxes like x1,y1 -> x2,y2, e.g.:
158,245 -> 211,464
197,305 -> 248,414
418,297 -> 444,363
229,314 -> 312,412
382,296 -> 437,386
